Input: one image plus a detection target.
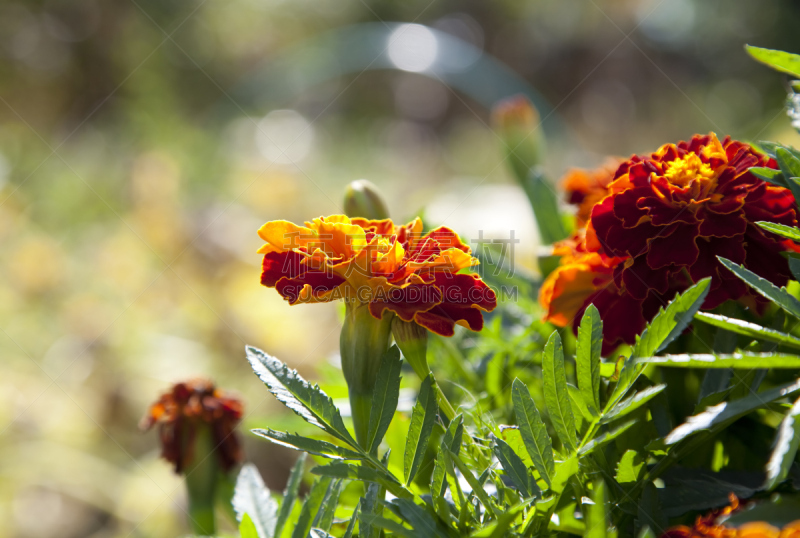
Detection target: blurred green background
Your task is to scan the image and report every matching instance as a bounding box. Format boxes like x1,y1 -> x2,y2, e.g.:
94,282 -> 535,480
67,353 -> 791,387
1,0 -> 800,536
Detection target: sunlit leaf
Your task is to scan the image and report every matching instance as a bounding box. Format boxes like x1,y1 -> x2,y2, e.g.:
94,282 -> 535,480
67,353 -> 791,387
639,352 -> 800,369
292,476 -> 333,538
579,421 -> 636,456
695,312 -> 800,350
747,45 -> 800,78
577,304 -> 602,414
586,478 -> 608,538
717,258 -> 800,319
512,379 -> 555,487
310,462 -> 411,500
246,346 -> 357,447
542,331 -> 578,451
274,453 -> 306,538
601,385 -> 666,423
316,479 -> 343,532
252,429 -> 364,460
757,221 -> 800,242
750,167 -> 787,187
233,464 -> 278,538
666,378 -> 800,445
390,498 -> 449,538
240,514 -> 260,538
493,436 -> 539,499
367,345 -> 403,453
403,375 -> 437,486
765,395 -> 800,490
615,450 -> 644,485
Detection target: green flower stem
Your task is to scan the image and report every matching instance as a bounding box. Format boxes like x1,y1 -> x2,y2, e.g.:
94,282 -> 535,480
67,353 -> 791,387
184,425 -> 218,536
340,301 -> 394,449
392,320 -> 489,467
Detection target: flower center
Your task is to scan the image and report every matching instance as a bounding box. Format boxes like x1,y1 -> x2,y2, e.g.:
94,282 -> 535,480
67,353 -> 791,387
662,152 -> 717,187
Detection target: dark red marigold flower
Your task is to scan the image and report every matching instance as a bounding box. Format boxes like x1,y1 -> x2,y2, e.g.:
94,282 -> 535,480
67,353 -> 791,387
586,133 -> 800,311
542,133 -> 800,352
141,379 -> 243,474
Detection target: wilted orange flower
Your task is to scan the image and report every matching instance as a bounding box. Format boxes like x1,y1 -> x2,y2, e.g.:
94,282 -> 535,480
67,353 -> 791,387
562,157 -> 625,226
542,133 -> 800,351
141,379 -> 243,474
258,215 -> 497,336
660,495 -> 800,538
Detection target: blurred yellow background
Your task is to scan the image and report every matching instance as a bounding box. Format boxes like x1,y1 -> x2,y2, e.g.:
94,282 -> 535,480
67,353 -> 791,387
1,0 -> 800,536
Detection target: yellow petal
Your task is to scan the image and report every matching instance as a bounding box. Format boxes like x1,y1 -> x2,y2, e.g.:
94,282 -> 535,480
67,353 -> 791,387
257,220 -> 316,253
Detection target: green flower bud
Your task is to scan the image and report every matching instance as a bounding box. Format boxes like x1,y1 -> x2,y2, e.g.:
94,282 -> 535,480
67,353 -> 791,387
343,179 -> 390,220
391,318 -> 429,380
491,95 -> 545,183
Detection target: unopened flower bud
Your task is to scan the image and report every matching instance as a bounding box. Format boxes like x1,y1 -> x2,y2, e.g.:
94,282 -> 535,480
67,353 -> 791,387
343,179 -> 390,220
491,95 -> 545,182
392,318 -> 429,380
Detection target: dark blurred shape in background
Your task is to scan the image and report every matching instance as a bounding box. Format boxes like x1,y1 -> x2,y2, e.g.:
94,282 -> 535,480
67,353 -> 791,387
1,1 -> 799,536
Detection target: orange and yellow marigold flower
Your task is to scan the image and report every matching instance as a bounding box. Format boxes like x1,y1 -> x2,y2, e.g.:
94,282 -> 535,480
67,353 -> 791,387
258,215 -> 497,337
542,133 -> 800,352
141,379 -> 243,474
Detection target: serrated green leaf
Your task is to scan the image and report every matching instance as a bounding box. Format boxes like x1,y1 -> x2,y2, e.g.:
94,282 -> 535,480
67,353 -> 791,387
777,147 -> 800,179
747,45 -> 800,77
790,257 -> 800,282
240,514 -> 260,538
579,421 -> 636,456
750,166 -> 787,187
292,476 -> 332,538
765,395 -> 800,490
639,352 -> 800,369
391,498 -> 449,538
342,500 -> 359,538
666,378 -> 800,445
360,481 -> 381,538
542,331 -> 578,451
757,221 -> 800,242
432,416 -> 463,519
695,312 -> 800,350
246,346 -> 357,447
615,450 -> 644,485
631,278 -> 711,360
610,280 -> 711,410
568,383 -> 594,423
233,464 -> 278,538
577,305 -> 603,414
602,384 -> 666,423
718,258 -> 800,319
310,462 -> 411,499
493,436 -> 539,499
359,513 -> 415,538
403,375 -> 437,485
367,346 -> 403,453
252,429 -> 364,461
315,479 -> 343,532
511,379 -> 555,487
449,451 -> 498,518
586,479 -> 608,538
274,453 -> 306,538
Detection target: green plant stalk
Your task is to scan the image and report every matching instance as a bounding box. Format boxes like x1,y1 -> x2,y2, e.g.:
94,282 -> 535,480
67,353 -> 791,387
392,321 -> 490,468
340,300 -> 394,450
184,425 -> 218,536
